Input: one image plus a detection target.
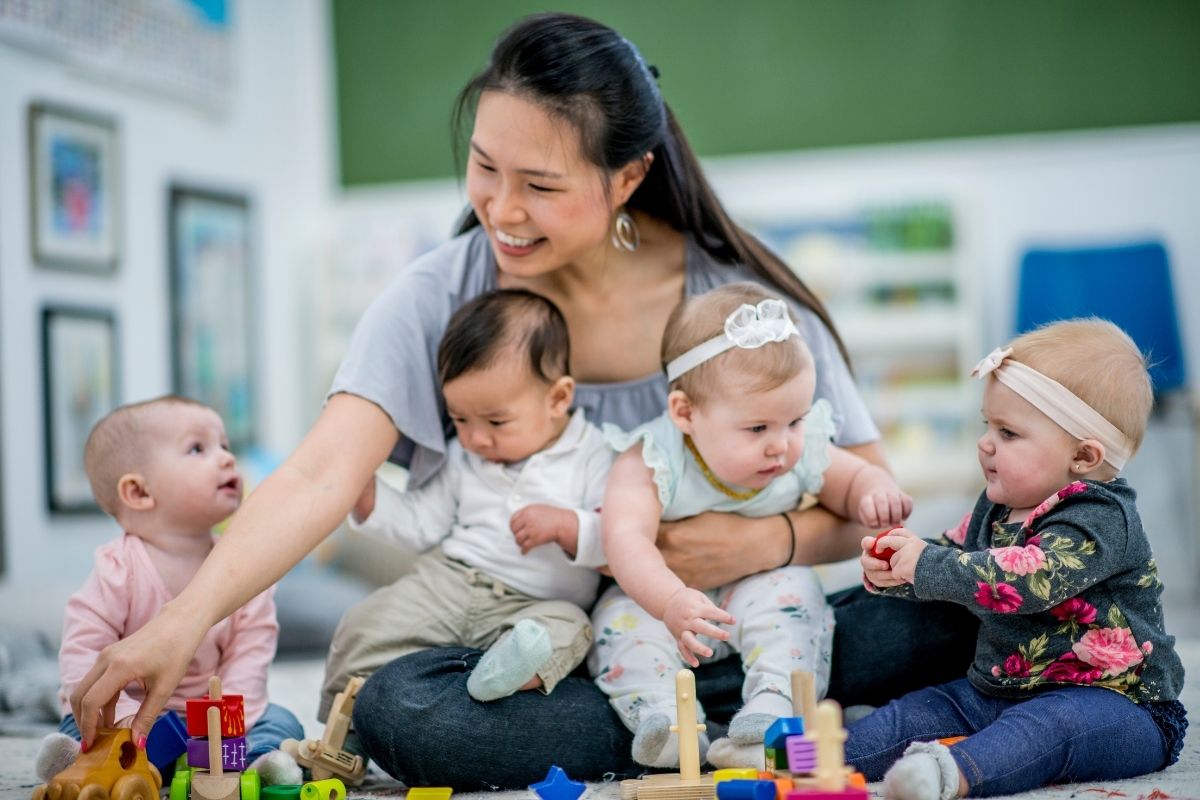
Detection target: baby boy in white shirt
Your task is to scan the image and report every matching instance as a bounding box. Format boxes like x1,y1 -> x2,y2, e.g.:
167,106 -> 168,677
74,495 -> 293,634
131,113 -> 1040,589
319,288 -> 613,718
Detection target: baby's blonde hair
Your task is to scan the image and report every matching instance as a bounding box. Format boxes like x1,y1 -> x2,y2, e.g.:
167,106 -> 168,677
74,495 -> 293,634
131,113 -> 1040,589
662,282 -> 812,406
1006,318 -> 1152,454
84,395 -> 209,516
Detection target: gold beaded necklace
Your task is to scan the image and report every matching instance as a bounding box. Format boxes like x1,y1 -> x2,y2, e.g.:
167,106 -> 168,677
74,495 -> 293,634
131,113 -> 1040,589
683,434 -> 762,501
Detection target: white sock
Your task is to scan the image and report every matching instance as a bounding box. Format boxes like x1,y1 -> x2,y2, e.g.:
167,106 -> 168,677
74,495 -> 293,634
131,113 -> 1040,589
248,749 -> 303,786
467,619 -> 553,702
725,688 -> 793,746
631,711 -> 711,768
884,741 -> 961,800
706,737 -> 765,770
35,732 -> 80,782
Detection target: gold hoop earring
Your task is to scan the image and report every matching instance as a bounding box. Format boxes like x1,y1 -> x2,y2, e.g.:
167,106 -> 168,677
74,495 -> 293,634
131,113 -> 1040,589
611,209 -> 640,252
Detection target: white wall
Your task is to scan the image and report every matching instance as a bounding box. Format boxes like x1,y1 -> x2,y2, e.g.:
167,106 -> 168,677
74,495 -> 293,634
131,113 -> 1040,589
0,0 -> 335,632
706,125 -> 1200,380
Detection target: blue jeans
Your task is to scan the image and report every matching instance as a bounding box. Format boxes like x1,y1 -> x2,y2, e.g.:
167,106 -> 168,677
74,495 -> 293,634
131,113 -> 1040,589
61,702 -> 304,764
351,587 -> 980,790
845,678 -> 1168,796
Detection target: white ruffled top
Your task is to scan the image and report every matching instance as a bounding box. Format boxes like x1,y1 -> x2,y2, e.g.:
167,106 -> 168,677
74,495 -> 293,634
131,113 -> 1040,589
603,398 -> 835,521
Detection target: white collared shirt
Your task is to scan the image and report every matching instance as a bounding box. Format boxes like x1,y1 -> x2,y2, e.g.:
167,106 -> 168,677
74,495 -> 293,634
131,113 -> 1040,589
349,408 -> 611,608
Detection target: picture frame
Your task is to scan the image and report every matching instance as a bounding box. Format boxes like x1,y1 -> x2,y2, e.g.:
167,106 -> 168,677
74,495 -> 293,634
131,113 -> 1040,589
168,185 -> 256,449
28,102 -> 120,273
42,306 -> 120,514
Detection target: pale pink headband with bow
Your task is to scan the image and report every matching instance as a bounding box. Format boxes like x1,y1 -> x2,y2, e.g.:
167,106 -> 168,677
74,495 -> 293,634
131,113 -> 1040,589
972,346 -> 1132,471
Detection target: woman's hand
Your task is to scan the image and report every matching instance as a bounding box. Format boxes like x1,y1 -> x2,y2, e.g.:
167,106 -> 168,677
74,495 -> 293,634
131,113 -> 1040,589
656,512 -> 788,589
71,603 -> 203,748
662,587 -> 734,667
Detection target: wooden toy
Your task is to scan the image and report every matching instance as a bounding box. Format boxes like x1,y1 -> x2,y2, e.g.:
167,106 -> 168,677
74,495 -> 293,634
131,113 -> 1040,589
187,734 -> 248,771
529,765 -> 586,800
281,676 -> 366,786
618,670 -> 715,800
31,727 -> 163,800
407,788 -> 453,800
261,787 -> 303,799
299,778 -> 347,800
191,705 -> 241,800
147,711 -> 190,775
782,702 -> 866,800
188,676 -> 247,738
715,780 -> 775,800
712,769 -> 759,784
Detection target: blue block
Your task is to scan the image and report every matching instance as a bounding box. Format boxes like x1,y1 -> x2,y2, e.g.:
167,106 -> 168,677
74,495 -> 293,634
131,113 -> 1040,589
529,765 -> 586,800
147,711 -> 189,773
763,717 -> 804,750
716,780 -> 775,800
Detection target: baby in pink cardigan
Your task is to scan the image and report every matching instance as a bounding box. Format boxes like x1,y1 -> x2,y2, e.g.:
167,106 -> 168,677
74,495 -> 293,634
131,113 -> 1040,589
36,395 -> 303,786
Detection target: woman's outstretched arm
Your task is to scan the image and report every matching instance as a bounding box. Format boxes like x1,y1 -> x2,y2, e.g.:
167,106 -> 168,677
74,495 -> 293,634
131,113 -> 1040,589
656,440 -> 890,589
71,393 -> 399,746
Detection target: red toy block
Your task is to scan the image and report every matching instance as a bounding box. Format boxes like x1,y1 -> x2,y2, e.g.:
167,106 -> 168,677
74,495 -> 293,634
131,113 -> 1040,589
869,528 -> 899,562
186,693 -> 246,738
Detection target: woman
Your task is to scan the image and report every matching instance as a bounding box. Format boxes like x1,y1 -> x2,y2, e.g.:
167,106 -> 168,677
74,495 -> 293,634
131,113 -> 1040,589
71,12 -> 976,789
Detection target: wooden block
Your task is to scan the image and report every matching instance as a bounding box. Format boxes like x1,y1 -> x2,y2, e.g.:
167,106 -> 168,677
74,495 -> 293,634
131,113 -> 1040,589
186,694 -> 247,738
191,771 -> 241,800
187,735 -> 247,771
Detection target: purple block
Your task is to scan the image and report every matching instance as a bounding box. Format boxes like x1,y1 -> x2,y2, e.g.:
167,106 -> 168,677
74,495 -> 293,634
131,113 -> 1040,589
186,735 -> 247,771
785,736 -> 816,773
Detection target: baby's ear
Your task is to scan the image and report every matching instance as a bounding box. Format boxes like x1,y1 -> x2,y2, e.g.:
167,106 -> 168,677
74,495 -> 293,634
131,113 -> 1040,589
117,473 -> 155,512
666,390 -> 695,434
1072,439 -> 1106,475
547,375 -> 575,417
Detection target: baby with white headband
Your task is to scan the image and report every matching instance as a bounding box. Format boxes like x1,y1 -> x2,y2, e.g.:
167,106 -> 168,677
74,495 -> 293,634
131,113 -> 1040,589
850,318 -> 1186,800
589,282 -> 912,770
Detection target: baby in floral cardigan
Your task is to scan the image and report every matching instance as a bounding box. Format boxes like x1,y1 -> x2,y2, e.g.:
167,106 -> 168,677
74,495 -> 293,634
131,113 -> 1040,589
849,318 -> 1186,800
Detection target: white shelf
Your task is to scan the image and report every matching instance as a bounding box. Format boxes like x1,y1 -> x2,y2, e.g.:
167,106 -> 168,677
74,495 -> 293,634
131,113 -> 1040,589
837,306 -> 965,353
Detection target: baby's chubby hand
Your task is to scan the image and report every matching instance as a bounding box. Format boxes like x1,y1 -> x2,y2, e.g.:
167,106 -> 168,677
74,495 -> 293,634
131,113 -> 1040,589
856,488 -> 913,530
860,528 -> 925,586
663,587 -> 734,668
510,503 -> 576,554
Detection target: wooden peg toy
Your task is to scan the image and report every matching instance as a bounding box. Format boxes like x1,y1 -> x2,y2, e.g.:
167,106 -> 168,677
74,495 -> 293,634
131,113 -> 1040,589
281,676 -> 366,786
189,705 -> 241,800
783,701 -> 866,800
618,669 -> 715,800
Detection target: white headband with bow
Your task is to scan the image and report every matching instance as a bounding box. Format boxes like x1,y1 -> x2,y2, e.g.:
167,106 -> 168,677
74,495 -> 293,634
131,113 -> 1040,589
666,299 -> 799,382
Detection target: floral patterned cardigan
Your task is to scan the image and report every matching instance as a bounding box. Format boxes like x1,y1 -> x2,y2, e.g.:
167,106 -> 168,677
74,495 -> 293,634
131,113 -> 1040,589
867,478 -> 1184,707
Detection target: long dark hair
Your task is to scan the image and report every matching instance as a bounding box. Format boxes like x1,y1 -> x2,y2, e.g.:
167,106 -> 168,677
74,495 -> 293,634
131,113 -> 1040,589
451,12 -> 849,363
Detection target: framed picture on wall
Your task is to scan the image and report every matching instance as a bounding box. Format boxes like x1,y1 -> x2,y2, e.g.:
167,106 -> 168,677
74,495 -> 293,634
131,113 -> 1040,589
28,102 -> 120,273
42,306 -> 120,513
169,185 -> 255,449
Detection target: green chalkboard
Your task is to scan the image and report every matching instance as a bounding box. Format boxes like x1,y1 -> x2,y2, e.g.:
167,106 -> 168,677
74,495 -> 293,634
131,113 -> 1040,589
332,0 -> 1200,186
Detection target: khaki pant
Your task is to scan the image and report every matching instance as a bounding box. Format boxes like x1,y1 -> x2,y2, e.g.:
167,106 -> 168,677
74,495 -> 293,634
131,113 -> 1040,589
319,548 -> 593,721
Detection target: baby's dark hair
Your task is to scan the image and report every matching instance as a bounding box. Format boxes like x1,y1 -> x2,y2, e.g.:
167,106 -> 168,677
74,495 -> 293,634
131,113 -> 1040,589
437,289 -> 570,386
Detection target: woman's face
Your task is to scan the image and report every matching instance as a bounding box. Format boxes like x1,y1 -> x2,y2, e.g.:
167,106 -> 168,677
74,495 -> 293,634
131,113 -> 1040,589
466,90 -> 620,279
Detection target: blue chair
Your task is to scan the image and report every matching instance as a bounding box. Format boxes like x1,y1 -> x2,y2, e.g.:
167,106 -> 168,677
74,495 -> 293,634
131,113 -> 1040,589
1015,242 -> 1186,395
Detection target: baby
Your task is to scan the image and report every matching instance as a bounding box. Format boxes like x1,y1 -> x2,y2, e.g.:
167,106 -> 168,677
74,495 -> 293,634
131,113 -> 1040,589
592,282 -> 911,769
851,319 -> 1187,799
38,395 -> 303,786
320,288 -> 612,722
